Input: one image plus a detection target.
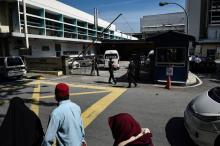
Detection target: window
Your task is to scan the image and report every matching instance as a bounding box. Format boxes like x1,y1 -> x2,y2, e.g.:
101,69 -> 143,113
55,44 -> 61,51
156,48 -> 186,63
7,57 -> 23,66
42,46 -> 50,51
208,0 -> 220,25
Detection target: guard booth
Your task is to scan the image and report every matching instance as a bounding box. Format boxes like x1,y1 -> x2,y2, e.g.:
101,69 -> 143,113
146,31 -> 195,84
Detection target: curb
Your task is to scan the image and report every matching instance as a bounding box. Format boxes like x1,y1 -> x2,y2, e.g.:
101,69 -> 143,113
28,70 -> 63,76
153,73 -> 202,89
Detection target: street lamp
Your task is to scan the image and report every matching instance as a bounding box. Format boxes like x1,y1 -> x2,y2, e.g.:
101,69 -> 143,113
159,2 -> 188,34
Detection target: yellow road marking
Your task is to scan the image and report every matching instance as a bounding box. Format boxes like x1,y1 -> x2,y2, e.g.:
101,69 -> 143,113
40,90 -> 109,99
27,80 -> 127,129
81,88 -> 127,128
38,81 -> 115,90
30,80 -> 40,115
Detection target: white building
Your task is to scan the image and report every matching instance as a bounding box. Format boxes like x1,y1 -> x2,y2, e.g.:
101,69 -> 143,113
140,12 -> 185,38
187,0 -> 220,59
0,0 -> 137,57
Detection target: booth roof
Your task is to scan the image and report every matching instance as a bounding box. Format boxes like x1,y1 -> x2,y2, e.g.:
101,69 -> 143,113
145,30 -> 195,42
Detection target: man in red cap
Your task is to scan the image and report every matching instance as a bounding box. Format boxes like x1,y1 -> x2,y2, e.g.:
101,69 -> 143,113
42,83 -> 87,146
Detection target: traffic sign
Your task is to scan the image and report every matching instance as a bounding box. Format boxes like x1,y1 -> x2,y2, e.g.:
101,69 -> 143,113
166,67 -> 173,76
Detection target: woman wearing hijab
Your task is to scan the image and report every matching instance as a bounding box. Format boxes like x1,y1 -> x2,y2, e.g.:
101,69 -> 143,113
108,113 -> 154,146
0,97 -> 44,146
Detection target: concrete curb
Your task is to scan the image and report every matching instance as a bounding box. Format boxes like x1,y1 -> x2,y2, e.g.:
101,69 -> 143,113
153,72 -> 202,89
28,70 -> 63,76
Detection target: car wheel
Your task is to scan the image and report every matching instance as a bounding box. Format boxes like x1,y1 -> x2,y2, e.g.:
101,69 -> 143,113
215,135 -> 220,146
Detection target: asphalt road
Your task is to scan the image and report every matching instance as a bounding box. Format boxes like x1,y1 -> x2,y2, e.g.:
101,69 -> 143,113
0,67 -> 219,146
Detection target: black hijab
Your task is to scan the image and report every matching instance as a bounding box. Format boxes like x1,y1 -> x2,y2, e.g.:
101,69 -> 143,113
0,97 -> 44,146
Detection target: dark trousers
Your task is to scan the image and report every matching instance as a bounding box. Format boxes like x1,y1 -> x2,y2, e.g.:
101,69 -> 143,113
128,73 -> 137,87
109,71 -> 116,84
91,67 -> 99,76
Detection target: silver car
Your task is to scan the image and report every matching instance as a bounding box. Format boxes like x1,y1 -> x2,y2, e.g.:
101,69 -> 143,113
0,56 -> 27,79
184,87 -> 220,146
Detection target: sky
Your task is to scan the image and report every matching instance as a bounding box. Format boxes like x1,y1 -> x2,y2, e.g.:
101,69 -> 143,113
61,0 -> 185,33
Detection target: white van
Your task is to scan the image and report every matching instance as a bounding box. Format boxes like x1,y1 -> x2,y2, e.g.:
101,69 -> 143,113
104,50 -> 120,69
0,56 -> 27,79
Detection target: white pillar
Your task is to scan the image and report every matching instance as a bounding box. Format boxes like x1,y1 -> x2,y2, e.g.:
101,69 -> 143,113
23,0 -> 29,49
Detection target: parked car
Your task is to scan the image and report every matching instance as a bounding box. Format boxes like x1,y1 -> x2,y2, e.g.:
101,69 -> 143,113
67,58 -> 80,69
189,56 -> 216,72
74,57 -> 91,67
0,56 -> 27,79
184,87 -> 220,146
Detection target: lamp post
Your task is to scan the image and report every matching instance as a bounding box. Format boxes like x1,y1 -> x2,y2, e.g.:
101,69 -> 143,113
159,2 -> 188,34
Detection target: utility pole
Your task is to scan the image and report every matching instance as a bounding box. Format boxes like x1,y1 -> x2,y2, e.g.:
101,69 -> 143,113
76,13 -> 122,59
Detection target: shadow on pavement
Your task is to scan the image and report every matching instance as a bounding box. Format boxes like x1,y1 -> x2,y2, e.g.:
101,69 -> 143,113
95,81 -> 110,84
23,98 -> 57,106
165,117 -> 198,146
116,71 -> 153,84
25,91 -> 52,94
0,98 -> 57,107
0,80 -> 33,98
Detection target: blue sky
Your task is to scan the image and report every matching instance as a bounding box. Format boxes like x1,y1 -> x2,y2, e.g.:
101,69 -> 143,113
61,0 -> 185,33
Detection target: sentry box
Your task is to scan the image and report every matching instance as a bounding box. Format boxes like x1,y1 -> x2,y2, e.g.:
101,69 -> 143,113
146,31 -> 196,85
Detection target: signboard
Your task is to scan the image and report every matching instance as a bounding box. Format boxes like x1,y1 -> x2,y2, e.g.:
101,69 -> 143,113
166,67 -> 173,76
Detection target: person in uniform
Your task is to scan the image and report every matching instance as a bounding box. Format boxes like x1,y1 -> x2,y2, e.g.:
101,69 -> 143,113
108,58 -> 117,84
127,59 -> 137,88
90,57 -> 100,76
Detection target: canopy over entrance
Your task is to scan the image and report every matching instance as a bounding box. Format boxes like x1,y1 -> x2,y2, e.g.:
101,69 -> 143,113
99,40 -> 154,60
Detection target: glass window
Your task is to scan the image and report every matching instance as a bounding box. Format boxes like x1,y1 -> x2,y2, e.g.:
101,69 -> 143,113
42,46 -> 50,51
208,87 -> 220,103
156,48 -> 185,63
7,57 -> 23,66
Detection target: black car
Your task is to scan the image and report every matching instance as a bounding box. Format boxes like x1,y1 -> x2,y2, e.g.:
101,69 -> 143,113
190,56 -> 216,73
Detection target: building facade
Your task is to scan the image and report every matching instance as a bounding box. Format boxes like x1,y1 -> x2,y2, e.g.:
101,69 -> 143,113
0,0 -> 137,57
187,0 -> 220,59
140,12 -> 185,39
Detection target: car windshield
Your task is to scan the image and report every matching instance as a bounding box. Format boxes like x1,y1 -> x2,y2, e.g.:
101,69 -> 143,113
208,87 -> 220,103
105,54 -> 118,59
7,57 -> 23,66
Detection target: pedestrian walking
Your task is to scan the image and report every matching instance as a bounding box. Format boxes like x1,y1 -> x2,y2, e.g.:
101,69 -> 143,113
108,113 -> 154,146
42,83 -> 86,146
134,57 -> 140,81
0,97 -> 44,146
108,58 -> 117,84
90,57 -> 100,76
127,59 -> 137,88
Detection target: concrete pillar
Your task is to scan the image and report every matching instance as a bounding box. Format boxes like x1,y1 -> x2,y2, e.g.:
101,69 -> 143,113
61,56 -> 69,75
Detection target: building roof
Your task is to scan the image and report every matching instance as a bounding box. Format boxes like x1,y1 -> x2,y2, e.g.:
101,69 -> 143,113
145,31 -> 195,42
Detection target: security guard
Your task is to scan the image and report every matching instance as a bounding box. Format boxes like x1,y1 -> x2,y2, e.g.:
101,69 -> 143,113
108,58 -> 117,84
90,57 -> 99,76
127,59 -> 137,88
